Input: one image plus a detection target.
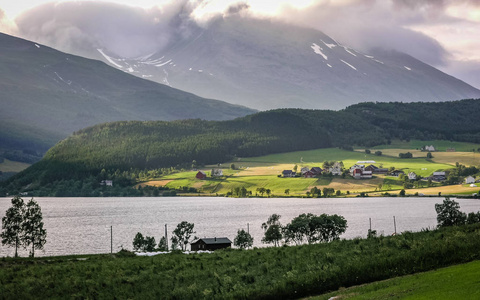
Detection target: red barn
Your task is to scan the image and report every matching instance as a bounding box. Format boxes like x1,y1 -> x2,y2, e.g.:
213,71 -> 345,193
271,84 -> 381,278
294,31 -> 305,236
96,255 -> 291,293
196,171 -> 207,180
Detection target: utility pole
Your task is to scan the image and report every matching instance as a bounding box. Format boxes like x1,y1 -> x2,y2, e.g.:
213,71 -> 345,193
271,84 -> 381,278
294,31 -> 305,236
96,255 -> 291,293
110,226 -> 113,254
393,216 -> 397,235
369,218 -> 372,232
165,224 -> 168,251
247,223 -> 250,235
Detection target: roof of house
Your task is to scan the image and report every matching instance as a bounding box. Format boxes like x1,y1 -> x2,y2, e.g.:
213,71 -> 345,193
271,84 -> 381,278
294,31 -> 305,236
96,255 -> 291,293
366,164 -> 378,169
433,171 -> 446,176
282,170 -> 293,174
192,237 -> 232,245
197,171 -> 206,175
311,167 -> 322,173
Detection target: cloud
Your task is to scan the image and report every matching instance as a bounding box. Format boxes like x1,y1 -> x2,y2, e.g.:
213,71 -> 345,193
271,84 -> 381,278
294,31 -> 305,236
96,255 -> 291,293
10,0 -> 480,88
15,1 -> 196,58
0,8 -> 17,34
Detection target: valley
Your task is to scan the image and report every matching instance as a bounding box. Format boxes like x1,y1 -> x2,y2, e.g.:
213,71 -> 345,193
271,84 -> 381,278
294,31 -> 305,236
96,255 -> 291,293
139,140 -> 480,197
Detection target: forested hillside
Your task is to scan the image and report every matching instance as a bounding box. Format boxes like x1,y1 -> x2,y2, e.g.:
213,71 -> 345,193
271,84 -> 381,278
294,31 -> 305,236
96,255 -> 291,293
2,99 -> 479,193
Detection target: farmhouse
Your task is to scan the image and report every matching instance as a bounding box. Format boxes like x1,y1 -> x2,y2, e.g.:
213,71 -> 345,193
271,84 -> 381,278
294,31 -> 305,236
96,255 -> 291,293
282,170 -> 296,177
300,167 -> 310,174
304,170 -> 316,178
408,172 -> 417,180
190,237 -> 232,251
465,176 -> 475,184
352,168 -> 372,179
211,169 -> 223,177
329,162 -> 343,176
100,180 -> 113,186
432,171 -> 446,181
196,171 -> 207,180
390,170 -> 405,177
423,145 -> 436,152
310,167 -> 323,175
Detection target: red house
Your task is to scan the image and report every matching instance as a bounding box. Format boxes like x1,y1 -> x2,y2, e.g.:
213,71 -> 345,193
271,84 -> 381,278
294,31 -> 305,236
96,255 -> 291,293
196,171 -> 207,180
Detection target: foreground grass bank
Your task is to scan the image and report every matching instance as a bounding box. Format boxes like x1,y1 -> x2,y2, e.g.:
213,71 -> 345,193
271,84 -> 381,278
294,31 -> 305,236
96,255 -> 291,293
1,224 -> 480,299
315,260 -> 480,299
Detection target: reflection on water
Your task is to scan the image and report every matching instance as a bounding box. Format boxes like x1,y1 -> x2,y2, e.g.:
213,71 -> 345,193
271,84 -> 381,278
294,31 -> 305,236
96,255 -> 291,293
0,197 -> 479,257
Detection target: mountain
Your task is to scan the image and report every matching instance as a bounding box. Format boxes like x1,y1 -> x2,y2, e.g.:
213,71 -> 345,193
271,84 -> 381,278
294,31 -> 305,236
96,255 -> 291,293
90,17 -> 480,110
3,99 -> 480,194
0,32 -> 255,154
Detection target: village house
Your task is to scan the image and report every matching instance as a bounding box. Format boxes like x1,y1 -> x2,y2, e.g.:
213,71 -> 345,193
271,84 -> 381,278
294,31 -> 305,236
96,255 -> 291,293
465,176 -> 475,184
349,164 -> 365,176
282,170 -> 296,177
390,170 -> 405,177
423,145 -> 436,152
300,167 -> 310,175
196,171 -> 207,180
211,169 -> 223,177
446,148 -> 456,152
310,167 -> 323,175
408,172 -> 417,180
100,180 -> 113,186
190,237 -> 232,251
329,162 -> 343,176
352,168 -> 372,179
365,164 -> 388,174
432,171 -> 446,182
304,170 -> 316,178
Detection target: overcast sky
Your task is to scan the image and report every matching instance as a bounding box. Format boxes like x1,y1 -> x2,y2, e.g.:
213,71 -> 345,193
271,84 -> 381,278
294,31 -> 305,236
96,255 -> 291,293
1,0 -> 479,88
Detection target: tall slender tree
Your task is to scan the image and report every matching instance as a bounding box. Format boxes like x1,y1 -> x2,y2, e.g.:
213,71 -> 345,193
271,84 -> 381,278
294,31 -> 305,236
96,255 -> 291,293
1,196 -> 25,257
22,198 -> 47,257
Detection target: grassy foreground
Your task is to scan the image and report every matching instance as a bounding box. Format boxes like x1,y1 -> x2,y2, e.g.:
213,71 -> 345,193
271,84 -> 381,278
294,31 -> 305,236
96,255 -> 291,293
314,260 -> 480,299
1,224 -> 480,299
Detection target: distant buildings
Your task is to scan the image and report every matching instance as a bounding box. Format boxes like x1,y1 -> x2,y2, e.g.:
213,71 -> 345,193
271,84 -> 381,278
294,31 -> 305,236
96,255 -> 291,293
408,172 -> 417,180
423,145 -> 436,152
100,180 -> 113,186
211,169 -> 223,177
282,170 -> 296,177
465,176 -> 475,184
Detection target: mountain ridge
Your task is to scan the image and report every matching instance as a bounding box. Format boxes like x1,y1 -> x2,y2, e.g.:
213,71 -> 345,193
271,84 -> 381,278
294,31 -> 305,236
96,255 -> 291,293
89,16 -> 480,110
0,32 -> 256,154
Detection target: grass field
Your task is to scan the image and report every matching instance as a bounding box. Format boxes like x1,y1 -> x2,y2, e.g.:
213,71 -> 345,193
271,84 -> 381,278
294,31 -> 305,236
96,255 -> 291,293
139,140 -> 480,196
0,158 -> 31,173
1,224 -> 480,299
314,260 -> 480,299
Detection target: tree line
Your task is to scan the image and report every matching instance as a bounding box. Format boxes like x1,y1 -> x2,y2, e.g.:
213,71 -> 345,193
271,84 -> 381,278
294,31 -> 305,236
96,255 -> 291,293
4,99 -> 480,192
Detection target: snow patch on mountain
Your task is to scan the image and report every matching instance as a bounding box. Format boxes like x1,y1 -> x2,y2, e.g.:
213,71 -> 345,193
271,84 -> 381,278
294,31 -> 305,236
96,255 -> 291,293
343,47 -> 357,57
404,66 -> 412,71
340,60 -> 357,70
321,40 -> 336,49
97,49 -> 123,69
311,43 -> 328,60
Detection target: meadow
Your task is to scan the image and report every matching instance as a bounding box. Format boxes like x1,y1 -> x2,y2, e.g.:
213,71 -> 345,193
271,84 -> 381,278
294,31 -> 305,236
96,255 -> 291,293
1,224 -> 480,299
314,260 -> 480,299
140,140 -> 480,196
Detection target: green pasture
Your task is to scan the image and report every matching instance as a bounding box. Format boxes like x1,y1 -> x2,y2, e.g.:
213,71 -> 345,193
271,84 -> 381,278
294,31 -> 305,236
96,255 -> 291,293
0,158 -> 31,173
370,139 -> 480,152
315,260 -> 480,300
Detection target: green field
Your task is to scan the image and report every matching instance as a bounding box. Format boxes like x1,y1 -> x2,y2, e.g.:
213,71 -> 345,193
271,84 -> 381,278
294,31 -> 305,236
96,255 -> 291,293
1,224 -> 480,299
314,260 -> 480,299
0,158 -> 31,173
371,139 -> 480,152
140,140 -> 479,196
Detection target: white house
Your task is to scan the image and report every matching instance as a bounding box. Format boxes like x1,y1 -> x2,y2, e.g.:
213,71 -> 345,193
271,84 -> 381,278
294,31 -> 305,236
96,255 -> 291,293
211,169 -> 223,177
100,180 -> 113,186
465,176 -> 475,184
329,162 -> 343,176
424,145 -> 436,152
408,172 -> 417,180
300,167 -> 310,175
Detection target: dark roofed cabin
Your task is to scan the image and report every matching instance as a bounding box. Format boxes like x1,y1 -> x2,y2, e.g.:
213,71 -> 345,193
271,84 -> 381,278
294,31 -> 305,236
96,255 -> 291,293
191,237 -> 232,251
196,171 -> 207,180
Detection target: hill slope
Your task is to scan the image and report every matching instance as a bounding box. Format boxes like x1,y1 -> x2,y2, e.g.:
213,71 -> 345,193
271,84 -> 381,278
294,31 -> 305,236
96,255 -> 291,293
92,17 -> 480,110
3,99 -> 480,193
0,32 -> 255,153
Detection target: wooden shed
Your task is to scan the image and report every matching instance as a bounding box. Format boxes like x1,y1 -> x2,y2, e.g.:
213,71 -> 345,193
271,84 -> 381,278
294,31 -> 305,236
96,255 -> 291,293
196,171 -> 207,180
191,237 -> 232,251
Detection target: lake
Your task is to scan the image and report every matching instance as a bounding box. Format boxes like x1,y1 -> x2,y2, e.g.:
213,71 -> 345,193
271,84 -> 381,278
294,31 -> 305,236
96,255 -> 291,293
1,197 -> 479,257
